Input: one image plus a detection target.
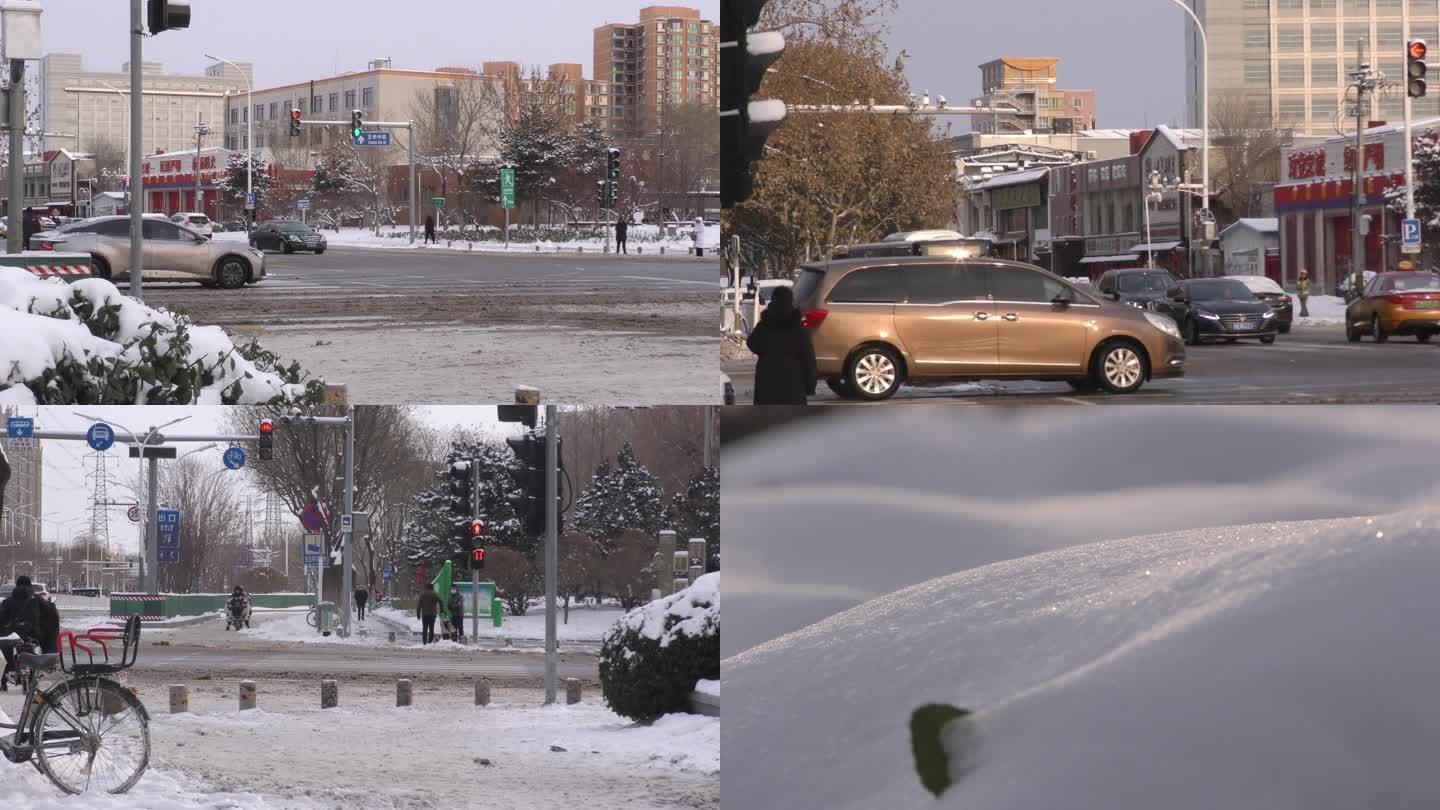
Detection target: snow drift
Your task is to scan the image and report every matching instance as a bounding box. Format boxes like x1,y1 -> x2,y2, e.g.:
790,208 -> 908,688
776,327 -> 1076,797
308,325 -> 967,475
0,267 -> 321,404
722,510 -> 1440,810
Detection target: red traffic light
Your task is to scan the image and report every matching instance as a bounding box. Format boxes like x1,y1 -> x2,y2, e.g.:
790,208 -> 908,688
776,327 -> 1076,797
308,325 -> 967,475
290,109 -> 301,121
470,520 -> 485,538
258,419 -> 273,434
471,548 -> 485,562
1411,39 -> 1428,61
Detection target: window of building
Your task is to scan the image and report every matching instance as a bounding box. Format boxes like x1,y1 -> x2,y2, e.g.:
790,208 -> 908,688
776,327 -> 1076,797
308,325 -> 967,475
1377,23 -> 1402,48
1311,96 -> 1338,121
1243,0 -> 1267,8
253,103 -> 263,121
1246,62 -> 1271,83
1311,59 -> 1338,85
230,108 -> 238,125
1278,0 -> 1303,12
1248,97 -> 1271,117
1278,96 -> 1306,121
329,92 -> 339,112
361,87 -> 375,108
1343,0 -> 1369,10
311,95 -> 321,113
1375,0 -> 1400,9
268,102 -> 277,119
1311,24 -> 1336,49
1310,0 -> 1336,11
1342,23 -> 1369,49
1278,61 -> 1306,86
1245,28 -> 1270,49
345,89 -> 356,109
1278,26 -> 1304,50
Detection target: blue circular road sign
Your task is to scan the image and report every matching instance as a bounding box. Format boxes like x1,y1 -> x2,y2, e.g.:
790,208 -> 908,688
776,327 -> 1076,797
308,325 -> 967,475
223,446 -> 247,470
86,422 -> 116,451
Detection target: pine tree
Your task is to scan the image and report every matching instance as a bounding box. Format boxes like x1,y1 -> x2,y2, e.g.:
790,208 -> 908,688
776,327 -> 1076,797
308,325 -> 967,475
396,439 -> 527,568
665,466 -> 719,570
1386,134 -> 1440,230
214,151 -> 278,216
572,442 -> 665,555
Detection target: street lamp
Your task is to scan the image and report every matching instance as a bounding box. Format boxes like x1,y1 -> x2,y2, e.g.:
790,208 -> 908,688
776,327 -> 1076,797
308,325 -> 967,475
204,53 -> 251,232
193,121 -> 210,216
1167,0 -> 1210,274
94,80 -> 130,181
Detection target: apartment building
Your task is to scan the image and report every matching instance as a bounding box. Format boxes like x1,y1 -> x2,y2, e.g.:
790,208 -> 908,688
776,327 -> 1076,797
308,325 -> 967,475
971,57 -> 1097,135
38,53 -> 248,158
594,5 -> 718,138
1186,0 -> 1440,136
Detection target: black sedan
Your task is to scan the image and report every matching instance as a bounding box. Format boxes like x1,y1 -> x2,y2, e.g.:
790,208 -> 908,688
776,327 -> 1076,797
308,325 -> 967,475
1095,267 -> 1179,309
250,220 -> 327,254
1225,274 -> 1294,333
1153,278 -> 1279,345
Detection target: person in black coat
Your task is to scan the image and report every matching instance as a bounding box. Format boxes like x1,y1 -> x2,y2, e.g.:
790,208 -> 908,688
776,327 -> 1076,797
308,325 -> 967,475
746,285 -> 817,404
424,214 -> 436,244
21,209 -> 39,249
615,217 -> 628,254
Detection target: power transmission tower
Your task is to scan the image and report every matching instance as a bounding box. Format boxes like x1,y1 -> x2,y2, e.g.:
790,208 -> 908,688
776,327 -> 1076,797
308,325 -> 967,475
263,492 -> 287,583
84,450 -> 113,585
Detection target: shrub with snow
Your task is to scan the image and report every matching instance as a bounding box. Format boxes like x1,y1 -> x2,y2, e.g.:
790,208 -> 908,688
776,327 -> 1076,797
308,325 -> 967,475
0,268 -> 323,404
599,571 -> 719,723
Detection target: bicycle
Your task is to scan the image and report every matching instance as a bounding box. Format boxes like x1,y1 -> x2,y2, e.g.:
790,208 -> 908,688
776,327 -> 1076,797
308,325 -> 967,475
0,615 -> 150,794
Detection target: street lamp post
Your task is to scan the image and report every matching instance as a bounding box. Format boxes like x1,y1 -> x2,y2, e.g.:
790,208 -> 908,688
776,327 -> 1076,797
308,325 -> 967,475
205,54 -> 251,233
1168,0 -> 1210,276
94,81 -> 130,171
193,121 -> 210,215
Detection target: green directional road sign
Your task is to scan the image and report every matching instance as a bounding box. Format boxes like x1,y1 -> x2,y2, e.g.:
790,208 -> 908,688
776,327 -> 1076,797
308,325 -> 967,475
500,167 -> 516,210
431,197 -> 446,209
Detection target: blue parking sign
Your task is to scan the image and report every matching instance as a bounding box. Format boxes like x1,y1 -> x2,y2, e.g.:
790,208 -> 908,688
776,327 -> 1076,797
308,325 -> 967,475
1402,218 -> 1422,247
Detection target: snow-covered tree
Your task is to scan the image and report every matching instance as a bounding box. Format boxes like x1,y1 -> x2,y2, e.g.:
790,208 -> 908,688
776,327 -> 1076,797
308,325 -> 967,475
572,442 -> 665,555
214,151 -> 278,219
312,142 -> 389,234
665,466 -> 719,571
396,439 -> 526,568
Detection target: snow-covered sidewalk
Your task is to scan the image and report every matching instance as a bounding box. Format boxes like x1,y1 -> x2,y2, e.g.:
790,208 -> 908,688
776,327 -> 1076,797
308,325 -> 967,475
216,223 -> 717,254
372,604 -> 622,643
1292,293 -> 1347,326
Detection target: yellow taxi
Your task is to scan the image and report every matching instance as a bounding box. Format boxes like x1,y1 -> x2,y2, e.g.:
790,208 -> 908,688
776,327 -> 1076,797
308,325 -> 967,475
1345,271 -> 1440,343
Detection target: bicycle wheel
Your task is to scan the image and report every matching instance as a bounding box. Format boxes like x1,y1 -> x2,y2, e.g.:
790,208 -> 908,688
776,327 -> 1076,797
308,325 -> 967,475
306,608 -> 318,628
32,677 -> 150,794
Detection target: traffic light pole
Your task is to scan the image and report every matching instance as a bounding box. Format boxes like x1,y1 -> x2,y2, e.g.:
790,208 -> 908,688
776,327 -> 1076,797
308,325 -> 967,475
471,464 -> 481,644
1404,4 -> 1417,223
128,0 -> 144,300
341,407 -> 355,638
299,118 -> 417,245
543,404 -> 558,704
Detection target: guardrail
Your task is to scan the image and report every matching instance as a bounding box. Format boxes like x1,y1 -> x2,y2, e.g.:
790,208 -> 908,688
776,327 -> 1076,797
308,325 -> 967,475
0,251 -> 93,282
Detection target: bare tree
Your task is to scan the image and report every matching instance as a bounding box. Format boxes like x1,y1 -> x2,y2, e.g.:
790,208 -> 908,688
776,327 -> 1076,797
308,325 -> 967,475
1210,91 -> 1294,228
151,457 -> 247,593
410,72 -> 506,231
654,101 -> 719,220
85,137 -> 126,192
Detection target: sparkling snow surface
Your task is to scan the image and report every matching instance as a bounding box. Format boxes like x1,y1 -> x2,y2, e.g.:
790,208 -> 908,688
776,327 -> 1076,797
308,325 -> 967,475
615,572 -> 719,647
723,511 -> 1440,810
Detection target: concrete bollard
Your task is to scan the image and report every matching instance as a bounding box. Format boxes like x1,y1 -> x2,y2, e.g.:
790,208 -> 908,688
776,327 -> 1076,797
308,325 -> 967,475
577,245 -> 583,253
565,678 -> 582,705
169,685 -> 189,714
637,245 -> 643,255
468,242 -> 473,251
397,679 -> 413,707
660,245 -> 666,255
320,679 -> 338,709
239,680 -> 256,711
536,244 -> 542,252
388,631 -> 396,643
475,678 -> 491,707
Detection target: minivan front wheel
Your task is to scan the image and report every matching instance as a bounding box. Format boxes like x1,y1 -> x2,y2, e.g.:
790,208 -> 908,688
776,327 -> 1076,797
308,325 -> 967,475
845,346 -> 902,400
1091,340 -> 1147,394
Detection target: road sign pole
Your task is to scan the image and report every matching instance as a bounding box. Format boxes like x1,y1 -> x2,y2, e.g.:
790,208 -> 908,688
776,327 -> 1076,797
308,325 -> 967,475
340,406 -> 355,637
145,454 -> 159,595
408,121 -> 417,246
544,403 -> 558,704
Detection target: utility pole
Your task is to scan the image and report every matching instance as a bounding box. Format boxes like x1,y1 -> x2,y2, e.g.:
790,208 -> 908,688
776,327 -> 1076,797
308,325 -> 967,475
543,403 -> 558,705
193,120 -> 209,214
128,0 -> 145,300
1350,39 -> 1379,296
703,405 -> 714,469
471,462 -> 481,644
341,406 -> 355,638
6,58 -> 24,255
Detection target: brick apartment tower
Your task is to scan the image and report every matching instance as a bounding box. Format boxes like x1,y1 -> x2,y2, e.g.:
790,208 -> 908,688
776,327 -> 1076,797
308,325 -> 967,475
593,5 -> 718,138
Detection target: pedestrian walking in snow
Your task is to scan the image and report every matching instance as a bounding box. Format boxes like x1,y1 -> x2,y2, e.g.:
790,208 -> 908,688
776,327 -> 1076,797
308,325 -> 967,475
446,588 -> 465,644
692,216 -> 704,256
615,217 -> 628,254
1297,269 -> 1311,318
417,583 -> 441,644
424,214 -> 436,244
354,586 -> 369,621
746,285 -> 817,405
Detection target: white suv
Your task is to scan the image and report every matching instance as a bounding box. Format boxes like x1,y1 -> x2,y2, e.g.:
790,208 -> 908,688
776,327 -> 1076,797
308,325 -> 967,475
170,212 -> 213,239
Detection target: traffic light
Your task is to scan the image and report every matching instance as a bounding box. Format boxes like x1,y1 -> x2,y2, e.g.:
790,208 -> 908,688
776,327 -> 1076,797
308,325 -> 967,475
471,547 -> 486,571
722,0 -> 787,208
470,519 -> 485,541
505,433 -> 546,536
289,108 -> 302,137
607,148 -> 621,182
351,109 -> 364,140
257,419 -> 273,460
496,404 -> 537,427
147,0 -> 191,34
596,180 -> 607,207
447,461 -> 474,513
1409,39 -> 1429,98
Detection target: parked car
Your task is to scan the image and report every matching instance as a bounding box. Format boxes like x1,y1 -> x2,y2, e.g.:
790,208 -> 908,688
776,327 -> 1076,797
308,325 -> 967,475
170,212 -> 213,239
249,220 -> 327,254
1095,267 -> 1179,309
791,256 -> 1186,399
31,215 -> 266,288
1226,274 -> 1294,333
1344,271 -> 1440,343
1152,278 -> 1278,345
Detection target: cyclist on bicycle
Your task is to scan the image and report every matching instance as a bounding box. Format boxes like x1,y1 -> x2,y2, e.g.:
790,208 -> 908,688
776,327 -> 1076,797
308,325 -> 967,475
0,576 -> 59,690
227,586 -> 252,629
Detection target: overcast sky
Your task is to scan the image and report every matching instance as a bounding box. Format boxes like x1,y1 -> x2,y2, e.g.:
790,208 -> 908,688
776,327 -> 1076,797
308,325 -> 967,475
19,405 -> 515,558
884,0 -> 1189,132
32,0 -> 718,88
723,406 -> 1440,658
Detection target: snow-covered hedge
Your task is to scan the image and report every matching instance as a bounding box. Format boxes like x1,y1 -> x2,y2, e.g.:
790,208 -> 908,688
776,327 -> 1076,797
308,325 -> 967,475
599,572 -> 719,723
0,268 -> 323,404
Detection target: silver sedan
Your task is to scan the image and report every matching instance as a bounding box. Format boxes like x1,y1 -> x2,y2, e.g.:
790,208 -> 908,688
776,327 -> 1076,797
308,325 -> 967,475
31,215 -> 266,288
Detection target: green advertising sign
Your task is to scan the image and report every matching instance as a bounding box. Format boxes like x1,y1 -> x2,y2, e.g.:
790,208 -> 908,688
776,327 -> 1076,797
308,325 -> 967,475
431,197 -> 446,209
499,167 -> 516,210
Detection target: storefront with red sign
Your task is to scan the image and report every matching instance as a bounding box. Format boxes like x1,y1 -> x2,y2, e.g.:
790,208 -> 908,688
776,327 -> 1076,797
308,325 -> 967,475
1274,122 -> 1430,293
120,146 -> 269,220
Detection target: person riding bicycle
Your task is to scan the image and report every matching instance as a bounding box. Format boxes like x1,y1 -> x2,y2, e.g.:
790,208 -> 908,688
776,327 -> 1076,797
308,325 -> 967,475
227,586 -> 252,627
0,576 -> 59,690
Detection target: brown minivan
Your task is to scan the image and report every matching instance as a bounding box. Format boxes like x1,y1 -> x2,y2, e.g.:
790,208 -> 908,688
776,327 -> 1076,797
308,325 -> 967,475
792,256 -> 1186,399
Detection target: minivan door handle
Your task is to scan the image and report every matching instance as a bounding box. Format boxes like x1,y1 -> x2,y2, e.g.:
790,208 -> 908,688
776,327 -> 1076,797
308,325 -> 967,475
1001,313 -> 1019,321
974,311 -> 989,320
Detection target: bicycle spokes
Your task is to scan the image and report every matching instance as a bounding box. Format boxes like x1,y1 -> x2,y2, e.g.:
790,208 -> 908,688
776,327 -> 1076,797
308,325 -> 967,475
34,679 -> 150,794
